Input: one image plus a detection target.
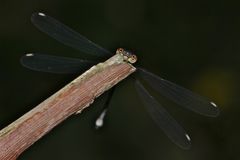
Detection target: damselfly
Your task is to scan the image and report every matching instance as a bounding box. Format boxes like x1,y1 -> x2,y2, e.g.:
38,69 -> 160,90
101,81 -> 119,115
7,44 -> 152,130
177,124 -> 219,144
21,12 -> 219,149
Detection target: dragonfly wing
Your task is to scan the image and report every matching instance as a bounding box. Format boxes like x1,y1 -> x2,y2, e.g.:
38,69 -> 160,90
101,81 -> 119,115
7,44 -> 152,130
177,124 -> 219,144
135,80 -> 191,149
31,12 -> 111,57
137,67 -> 220,117
21,53 -> 96,74
95,87 -> 116,129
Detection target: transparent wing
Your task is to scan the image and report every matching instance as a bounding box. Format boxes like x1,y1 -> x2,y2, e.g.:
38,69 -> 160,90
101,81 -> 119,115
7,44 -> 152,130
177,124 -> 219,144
137,67 -> 220,117
134,80 -> 191,149
31,12 -> 111,57
95,87 -> 116,129
21,53 -> 96,74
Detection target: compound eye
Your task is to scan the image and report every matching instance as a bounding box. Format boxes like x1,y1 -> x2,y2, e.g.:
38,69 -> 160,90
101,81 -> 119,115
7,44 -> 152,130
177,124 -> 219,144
128,55 -> 137,63
118,48 -> 124,52
132,55 -> 137,60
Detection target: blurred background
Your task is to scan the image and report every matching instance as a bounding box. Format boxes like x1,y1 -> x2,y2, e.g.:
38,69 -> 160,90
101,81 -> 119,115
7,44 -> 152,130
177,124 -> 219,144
0,0 -> 239,159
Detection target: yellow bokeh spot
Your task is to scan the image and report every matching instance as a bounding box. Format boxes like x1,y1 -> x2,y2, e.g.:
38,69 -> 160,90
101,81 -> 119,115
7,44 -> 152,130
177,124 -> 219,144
192,68 -> 237,108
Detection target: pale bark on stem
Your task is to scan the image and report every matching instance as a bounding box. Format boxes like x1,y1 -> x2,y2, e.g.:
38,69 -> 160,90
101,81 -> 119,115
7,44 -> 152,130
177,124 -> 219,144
0,54 -> 136,160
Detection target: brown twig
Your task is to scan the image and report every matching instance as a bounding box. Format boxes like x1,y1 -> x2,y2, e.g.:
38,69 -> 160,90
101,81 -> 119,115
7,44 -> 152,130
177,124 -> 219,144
0,54 -> 136,160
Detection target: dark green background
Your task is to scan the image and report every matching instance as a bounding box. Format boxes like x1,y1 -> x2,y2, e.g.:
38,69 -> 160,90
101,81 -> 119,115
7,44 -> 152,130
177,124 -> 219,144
0,0 -> 239,159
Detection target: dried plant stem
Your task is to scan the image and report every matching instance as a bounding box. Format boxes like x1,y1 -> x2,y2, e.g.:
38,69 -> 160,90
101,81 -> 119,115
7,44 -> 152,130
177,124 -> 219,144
0,54 -> 136,160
